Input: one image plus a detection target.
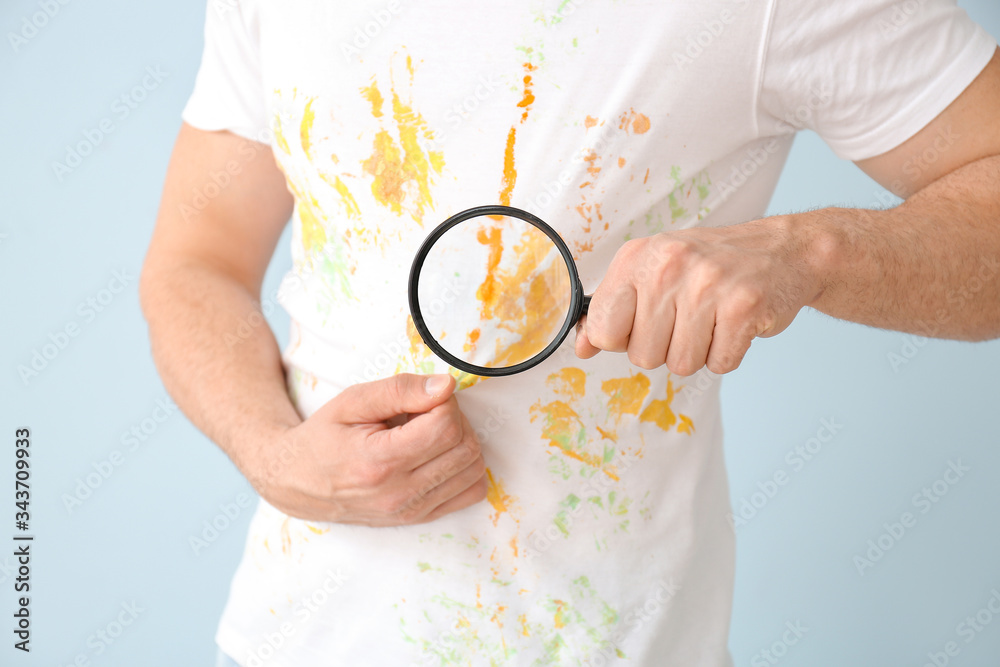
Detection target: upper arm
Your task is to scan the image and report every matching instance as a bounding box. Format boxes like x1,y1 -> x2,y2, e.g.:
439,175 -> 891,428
855,48 -> 1000,198
143,122 -> 294,295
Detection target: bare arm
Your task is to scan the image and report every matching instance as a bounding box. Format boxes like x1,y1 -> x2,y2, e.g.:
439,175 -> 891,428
140,123 -> 300,478
141,124 -> 487,524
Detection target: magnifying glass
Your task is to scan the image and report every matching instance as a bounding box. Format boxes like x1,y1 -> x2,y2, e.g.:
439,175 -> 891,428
408,205 -> 590,377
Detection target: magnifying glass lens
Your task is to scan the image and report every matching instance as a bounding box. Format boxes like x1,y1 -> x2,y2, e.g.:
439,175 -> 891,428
415,213 -> 574,371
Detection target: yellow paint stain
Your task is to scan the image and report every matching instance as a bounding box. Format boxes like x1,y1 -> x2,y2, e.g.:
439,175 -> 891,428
486,468 -> 514,526
518,613 -> 530,636
510,536 -> 519,557
476,583 -> 483,609
546,367 -> 586,401
678,414 -> 695,435
280,518 -> 291,555
300,97 -> 316,160
554,600 -> 569,629
360,71 -> 443,223
297,192 -> 327,253
457,615 -> 471,628
603,466 -> 620,481
318,171 -> 362,219
305,523 -> 328,535
360,80 -> 384,118
273,108 -> 291,155
640,398 -> 676,431
601,373 -> 651,420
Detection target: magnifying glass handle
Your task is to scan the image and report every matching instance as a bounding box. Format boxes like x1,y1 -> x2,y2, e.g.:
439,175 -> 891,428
581,295 -> 591,317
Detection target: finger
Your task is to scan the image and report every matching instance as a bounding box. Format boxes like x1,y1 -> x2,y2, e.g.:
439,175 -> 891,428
665,304 -> 716,377
400,403 -> 479,471
384,397 -> 475,470
399,450 -> 486,523
574,316 -> 601,359
584,283 -> 637,353
417,467 -> 489,524
705,319 -> 754,375
626,291 -> 675,370
327,373 -> 455,424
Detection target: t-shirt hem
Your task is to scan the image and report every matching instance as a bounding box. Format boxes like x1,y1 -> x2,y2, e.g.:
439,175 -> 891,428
180,107 -> 271,144
827,30 -> 996,161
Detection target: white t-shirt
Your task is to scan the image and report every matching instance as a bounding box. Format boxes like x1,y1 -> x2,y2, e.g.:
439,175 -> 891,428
182,1 -> 995,664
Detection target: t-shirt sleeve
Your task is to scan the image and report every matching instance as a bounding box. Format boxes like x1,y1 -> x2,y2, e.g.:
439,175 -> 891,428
181,0 -> 269,142
757,0 -> 997,161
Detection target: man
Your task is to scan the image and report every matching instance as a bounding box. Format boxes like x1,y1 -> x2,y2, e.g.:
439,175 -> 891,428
140,0 -> 999,664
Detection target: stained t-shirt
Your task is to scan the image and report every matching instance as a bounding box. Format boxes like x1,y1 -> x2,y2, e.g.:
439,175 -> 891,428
181,1 -> 995,664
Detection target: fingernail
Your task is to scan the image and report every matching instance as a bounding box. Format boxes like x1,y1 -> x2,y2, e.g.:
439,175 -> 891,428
424,374 -> 450,396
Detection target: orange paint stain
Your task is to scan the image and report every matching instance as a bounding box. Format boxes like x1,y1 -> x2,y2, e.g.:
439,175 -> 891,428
619,108 -> 651,134
510,536 -> 519,557
596,425 -> 618,442
498,127 -> 518,207
486,467 -> 514,526
463,328 -> 481,353
643,167 -> 650,184
601,373 -> 651,420
546,367 -> 587,401
618,157 -> 626,168
584,115 -> 599,129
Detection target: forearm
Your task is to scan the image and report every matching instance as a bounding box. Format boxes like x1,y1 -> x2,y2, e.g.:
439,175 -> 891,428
801,154 -> 1000,341
139,260 -> 303,478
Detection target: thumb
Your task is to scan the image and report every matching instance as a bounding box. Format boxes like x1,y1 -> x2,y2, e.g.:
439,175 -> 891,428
574,316 -> 601,359
328,373 -> 455,424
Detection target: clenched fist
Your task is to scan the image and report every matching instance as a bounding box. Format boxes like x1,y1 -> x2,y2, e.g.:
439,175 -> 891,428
576,216 -> 829,375
246,373 -> 488,526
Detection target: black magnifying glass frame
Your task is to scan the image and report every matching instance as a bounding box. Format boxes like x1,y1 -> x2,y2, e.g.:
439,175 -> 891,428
408,204 -> 591,377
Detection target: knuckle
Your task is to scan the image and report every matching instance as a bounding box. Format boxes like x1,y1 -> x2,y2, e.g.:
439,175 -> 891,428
667,358 -> 699,377
439,418 -> 464,447
360,461 -> 391,488
627,350 -> 660,370
471,475 -> 489,501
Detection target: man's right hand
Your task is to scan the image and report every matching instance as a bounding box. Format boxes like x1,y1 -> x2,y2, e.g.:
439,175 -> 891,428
248,373 -> 488,526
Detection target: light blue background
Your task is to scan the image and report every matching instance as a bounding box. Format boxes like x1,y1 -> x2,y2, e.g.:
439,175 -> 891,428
1,1 -> 998,665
